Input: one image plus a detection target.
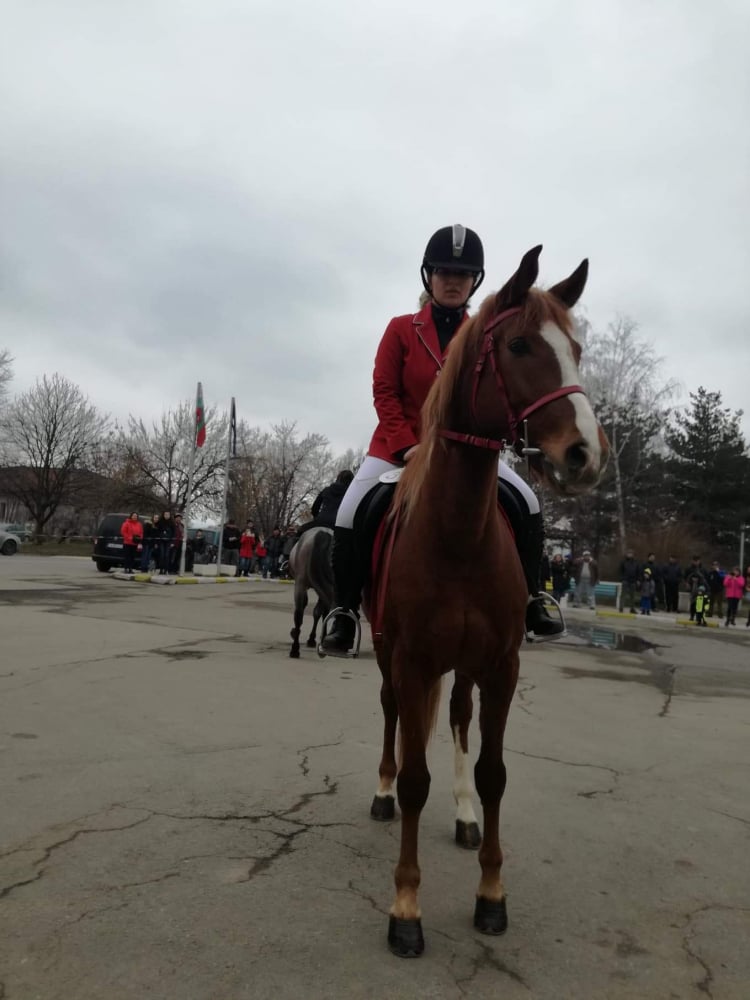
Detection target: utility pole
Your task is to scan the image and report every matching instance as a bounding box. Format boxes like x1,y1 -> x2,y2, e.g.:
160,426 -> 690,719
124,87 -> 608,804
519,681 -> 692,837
740,523 -> 750,574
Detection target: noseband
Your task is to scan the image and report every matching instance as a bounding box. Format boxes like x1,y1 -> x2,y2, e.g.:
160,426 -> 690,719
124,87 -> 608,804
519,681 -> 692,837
439,306 -> 584,453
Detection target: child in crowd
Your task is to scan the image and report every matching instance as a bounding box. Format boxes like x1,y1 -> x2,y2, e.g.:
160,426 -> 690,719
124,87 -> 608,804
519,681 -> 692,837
694,586 -> 710,626
639,567 -> 655,615
255,537 -> 268,577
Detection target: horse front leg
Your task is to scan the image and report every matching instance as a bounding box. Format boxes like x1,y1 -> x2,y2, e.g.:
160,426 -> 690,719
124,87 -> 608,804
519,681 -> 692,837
289,585 -> 307,658
450,673 -> 481,849
371,651 -> 397,821
473,666 -> 517,935
387,671 -> 438,958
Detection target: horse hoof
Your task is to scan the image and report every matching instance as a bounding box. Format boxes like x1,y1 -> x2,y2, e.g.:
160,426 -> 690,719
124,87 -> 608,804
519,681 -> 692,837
474,896 -> 508,935
455,820 -> 481,849
387,916 -> 424,958
370,795 -> 395,821
289,648 -> 300,659
306,638 -> 316,648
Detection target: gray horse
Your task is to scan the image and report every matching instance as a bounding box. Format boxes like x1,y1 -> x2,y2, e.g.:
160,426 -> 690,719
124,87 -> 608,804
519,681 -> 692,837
288,526 -> 334,658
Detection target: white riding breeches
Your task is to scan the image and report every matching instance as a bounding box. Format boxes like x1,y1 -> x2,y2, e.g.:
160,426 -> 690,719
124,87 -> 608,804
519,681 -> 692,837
335,453 -> 539,530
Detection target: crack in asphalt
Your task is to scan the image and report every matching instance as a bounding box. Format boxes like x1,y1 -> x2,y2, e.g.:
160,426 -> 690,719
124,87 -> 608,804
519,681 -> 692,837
453,938 -> 529,993
680,907 -> 715,998
677,902 -> 750,999
506,745 -> 621,798
706,808 -> 750,827
0,814 -> 152,900
103,872 -> 181,893
1,770 -> 344,902
296,740 -> 342,779
237,827 -> 307,881
514,681 -> 536,718
65,900 -> 131,927
344,878 -> 387,915
658,664 -> 677,717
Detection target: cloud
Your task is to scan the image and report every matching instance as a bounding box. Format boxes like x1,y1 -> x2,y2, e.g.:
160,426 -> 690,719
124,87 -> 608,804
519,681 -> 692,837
2,0 -> 749,452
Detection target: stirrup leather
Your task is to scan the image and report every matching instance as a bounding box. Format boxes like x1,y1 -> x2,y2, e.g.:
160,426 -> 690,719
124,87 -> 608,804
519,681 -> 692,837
525,592 -> 567,644
318,607 -> 363,659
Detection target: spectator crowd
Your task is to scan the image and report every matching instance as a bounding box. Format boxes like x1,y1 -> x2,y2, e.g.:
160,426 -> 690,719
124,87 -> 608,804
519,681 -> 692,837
542,549 -> 750,628
118,512 -> 300,581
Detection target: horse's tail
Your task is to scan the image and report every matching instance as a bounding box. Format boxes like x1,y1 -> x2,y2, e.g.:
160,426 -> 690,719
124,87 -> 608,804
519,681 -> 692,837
309,528 -> 335,608
397,675 -> 443,769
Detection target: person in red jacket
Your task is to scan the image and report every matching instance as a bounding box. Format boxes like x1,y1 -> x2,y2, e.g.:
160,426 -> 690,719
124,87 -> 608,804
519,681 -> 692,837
722,567 -> 746,627
238,528 -> 256,577
120,512 -> 144,574
322,224 -> 564,654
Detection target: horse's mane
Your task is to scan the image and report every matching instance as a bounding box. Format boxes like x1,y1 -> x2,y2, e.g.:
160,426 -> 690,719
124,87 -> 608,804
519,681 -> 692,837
395,288 -> 573,521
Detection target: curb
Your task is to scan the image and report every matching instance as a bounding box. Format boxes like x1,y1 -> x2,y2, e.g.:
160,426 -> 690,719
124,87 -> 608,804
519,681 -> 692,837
675,617 -> 720,630
112,572 -> 295,587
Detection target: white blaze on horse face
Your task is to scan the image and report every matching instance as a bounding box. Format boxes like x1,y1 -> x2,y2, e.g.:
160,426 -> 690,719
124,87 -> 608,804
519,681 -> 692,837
452,725 -> 479,825
539,321 -> 602,465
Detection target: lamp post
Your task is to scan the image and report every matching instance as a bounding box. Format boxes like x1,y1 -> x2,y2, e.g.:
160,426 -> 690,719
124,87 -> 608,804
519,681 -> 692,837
740,522 -> 750,573
740,523 -> 750,574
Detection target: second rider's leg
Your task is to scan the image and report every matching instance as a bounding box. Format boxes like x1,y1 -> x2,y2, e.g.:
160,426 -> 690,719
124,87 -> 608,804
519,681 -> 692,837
321,455 -> 398,654
498,460 -> 565,641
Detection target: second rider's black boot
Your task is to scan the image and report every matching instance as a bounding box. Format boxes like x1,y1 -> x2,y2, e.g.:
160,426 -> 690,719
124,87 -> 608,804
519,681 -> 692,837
518,512 -> 566,642
320,526 -> 362,655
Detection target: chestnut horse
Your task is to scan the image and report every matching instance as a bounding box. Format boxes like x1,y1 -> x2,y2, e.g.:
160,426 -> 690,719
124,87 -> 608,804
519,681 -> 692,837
370,246 -> 608,957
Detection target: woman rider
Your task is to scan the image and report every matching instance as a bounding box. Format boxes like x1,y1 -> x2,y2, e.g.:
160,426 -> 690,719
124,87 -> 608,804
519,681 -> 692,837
322,224 -> 564,654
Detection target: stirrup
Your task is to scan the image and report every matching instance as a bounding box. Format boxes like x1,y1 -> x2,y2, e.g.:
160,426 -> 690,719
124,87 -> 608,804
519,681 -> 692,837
525,592 -> 567,644
318,607 -> 362,659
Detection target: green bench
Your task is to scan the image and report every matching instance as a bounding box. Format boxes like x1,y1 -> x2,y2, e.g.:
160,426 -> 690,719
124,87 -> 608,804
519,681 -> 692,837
546,580 -> 620,604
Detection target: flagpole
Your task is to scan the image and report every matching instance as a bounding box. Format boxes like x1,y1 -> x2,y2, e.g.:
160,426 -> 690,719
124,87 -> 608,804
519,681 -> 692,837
215,396 -> 235,575
179,382 -> 203,576
179,440 -> 196,576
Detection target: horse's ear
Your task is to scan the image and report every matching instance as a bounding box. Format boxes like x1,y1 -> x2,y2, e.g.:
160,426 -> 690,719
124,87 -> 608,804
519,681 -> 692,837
496,245 -> 542,309
548,259 -> 589,309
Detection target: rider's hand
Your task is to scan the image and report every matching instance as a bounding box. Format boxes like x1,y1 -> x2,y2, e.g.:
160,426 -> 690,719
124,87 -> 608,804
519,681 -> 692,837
403,445 -> 419,463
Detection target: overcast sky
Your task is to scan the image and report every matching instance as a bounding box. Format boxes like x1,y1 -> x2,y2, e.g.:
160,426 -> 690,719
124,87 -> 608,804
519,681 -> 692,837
2,0 -> 749,455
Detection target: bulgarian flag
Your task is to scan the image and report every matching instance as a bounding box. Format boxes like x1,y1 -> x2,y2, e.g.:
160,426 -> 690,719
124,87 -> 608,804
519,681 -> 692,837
195,382 -> 206,448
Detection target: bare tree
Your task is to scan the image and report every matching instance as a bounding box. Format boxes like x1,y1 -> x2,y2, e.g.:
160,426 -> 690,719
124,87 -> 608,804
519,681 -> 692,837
579,315 -> 678,550
1,374 -> 106,537
119,401 -> 228,516
229,420 -> 336,535
0,349 -> 12,410
333,446 -> 365,474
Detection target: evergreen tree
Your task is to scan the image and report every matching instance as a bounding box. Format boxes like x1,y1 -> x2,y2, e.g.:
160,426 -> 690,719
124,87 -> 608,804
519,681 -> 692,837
665,387 -> 750,548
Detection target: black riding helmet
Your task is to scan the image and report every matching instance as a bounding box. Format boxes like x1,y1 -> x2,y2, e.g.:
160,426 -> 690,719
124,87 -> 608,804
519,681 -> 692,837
420,224 -> 485,300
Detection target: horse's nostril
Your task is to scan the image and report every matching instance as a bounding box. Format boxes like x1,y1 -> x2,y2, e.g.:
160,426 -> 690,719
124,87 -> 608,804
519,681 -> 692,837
566,443 -> 588,470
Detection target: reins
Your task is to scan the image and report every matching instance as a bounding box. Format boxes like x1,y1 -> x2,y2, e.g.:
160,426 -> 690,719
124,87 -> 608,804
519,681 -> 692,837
438,306 -> 583,453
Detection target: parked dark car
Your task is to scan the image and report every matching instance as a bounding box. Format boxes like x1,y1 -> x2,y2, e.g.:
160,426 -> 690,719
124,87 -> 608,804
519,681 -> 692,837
92,513 -> 145,573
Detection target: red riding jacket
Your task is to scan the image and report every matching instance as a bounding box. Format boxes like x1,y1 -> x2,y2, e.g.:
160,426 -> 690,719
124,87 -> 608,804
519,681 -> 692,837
368,304 -> 460,463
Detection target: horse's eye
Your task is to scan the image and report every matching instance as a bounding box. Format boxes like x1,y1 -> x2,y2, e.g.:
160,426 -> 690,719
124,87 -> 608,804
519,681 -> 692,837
508,337 -> 530,356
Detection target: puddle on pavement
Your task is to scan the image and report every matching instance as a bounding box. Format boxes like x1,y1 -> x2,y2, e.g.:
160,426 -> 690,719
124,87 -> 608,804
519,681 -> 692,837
563,624 -> 663,654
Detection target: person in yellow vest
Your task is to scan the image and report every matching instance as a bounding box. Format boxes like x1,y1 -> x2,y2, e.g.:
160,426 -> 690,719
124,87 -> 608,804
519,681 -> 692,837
694,586 -> 710,626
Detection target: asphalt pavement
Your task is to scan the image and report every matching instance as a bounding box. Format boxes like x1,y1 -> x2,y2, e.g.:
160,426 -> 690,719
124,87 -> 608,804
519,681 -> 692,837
1,555 -> 748,1000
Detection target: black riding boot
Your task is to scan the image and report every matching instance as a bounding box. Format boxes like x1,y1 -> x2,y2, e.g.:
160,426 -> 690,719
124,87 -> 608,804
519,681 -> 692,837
519,512 -> 565,641
320,527 -> 362,654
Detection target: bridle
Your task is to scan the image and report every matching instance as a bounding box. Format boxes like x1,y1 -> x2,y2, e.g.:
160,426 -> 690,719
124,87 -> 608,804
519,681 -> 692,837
438,305 -> 584,454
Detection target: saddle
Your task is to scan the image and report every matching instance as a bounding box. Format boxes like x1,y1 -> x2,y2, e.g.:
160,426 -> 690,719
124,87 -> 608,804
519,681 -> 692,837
352,470 -> 523,639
